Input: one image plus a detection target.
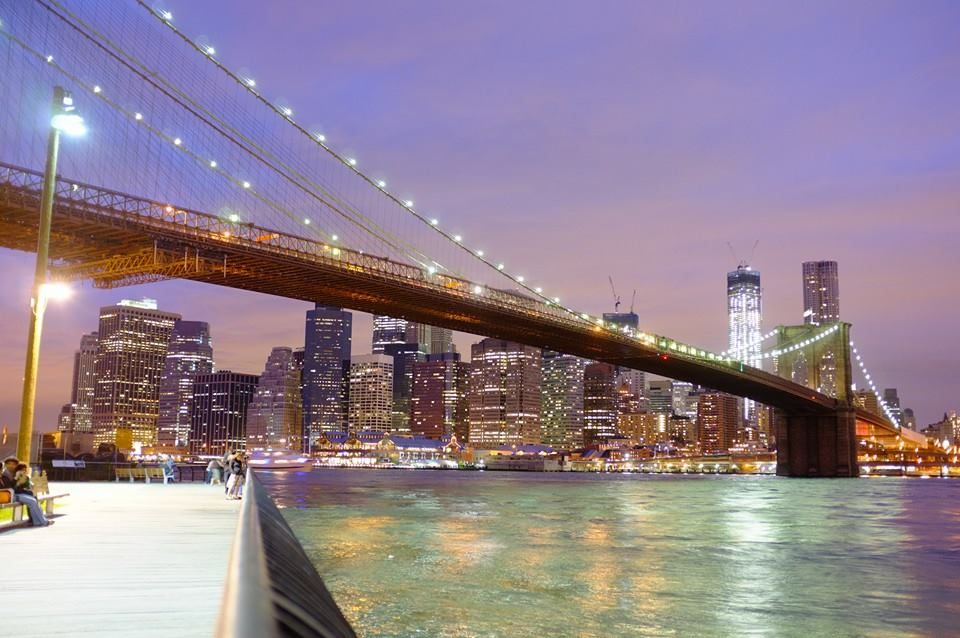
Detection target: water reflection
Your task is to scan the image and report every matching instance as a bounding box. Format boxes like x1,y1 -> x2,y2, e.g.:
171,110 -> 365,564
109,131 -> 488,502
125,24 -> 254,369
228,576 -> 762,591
267,470 -> 960,638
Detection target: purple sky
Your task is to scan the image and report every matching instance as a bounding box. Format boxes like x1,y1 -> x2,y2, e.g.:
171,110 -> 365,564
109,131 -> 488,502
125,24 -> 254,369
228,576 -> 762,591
2,0 -> 958,432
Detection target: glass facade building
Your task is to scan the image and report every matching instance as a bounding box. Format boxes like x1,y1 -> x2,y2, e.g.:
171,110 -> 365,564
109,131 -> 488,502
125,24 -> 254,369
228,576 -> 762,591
302,305 -> 352,448
189,371 -> 260,456
348,354 -> 394,433
157,320 -> 213,449
246,347 -> 303,450
410,352 -> 469,440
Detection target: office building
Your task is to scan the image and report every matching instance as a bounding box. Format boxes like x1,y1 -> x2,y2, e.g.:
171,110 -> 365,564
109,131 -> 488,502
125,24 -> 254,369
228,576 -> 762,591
852,389 -> 881,416
410,352 -> 469,440
882,388 -> 902,425
583,362 -> 619,445
91,299 -> 180,450
246,347 -> 303,450
541,351 -> 587,448
348,354 -> 394,432
302,305 -> 352,448
157,320 -> 214,449
383,342 -> 426,433
62,332 -> 98,433
728,264 -> 762,439
647,380 -> 673,416
468,338 -> 541,447
697,393 -> 739,454
671,381 -> 699,420
372,315 -> 409,354
430,326 -> 455,355
802,261 -> 840,325
616,369 -> 646,409
189,371 -> 259,456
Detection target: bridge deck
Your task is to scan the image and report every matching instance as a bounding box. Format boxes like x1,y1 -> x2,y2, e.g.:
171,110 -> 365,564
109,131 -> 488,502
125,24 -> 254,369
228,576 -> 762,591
2,482 -> 239,637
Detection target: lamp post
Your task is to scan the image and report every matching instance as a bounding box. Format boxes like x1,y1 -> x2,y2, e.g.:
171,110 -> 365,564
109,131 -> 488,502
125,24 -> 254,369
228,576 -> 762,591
15,86 -> 84,462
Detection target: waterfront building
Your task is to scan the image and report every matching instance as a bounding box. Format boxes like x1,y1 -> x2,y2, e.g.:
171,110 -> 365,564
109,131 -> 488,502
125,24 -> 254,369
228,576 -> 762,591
157,320 -> 213,449
189,371 -> 259,456
647,380 -> 673,416
348,354 -> 394,433
802,260 -> 840,325
61,332 -> 98,433
583,362 -> 619,445
540,351 -> 587,448
410,352 -> 469,440
668,414 -> 696,446
91,299 -> 180,450
302,305 -> 352,448
468,338 -> 541,447
697,392 -> 739,454
246,347 -> 303,450
383,342 -> 426,433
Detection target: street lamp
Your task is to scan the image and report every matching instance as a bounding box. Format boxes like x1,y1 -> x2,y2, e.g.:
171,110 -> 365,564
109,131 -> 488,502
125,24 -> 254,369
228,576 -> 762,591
16,86 -> 83,463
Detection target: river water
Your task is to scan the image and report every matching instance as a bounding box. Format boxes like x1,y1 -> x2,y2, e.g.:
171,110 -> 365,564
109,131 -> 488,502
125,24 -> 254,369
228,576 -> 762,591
260,470 -> 960,638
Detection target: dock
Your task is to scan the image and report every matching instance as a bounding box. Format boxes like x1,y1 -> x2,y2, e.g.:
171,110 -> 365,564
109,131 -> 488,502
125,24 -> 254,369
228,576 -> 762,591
1,482 -> 240,637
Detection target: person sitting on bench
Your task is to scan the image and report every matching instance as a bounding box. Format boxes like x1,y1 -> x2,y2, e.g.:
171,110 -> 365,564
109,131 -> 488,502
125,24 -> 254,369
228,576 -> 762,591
1,456 -> 52,527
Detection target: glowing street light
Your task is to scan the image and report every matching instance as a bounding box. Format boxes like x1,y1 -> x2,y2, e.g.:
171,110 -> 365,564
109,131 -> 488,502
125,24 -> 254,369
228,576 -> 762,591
18,86 -> 83,463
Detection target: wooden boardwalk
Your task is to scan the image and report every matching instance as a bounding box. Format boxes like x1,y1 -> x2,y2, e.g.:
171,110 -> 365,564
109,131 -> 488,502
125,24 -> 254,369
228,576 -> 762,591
0,482 -> 240,637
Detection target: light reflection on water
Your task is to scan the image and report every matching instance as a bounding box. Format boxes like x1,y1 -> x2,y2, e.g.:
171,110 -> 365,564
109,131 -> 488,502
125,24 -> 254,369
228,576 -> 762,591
260,470 -> 960,638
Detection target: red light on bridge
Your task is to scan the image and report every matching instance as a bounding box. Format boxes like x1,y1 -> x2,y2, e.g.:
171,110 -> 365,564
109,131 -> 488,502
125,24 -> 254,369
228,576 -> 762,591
660,354 -> 669,361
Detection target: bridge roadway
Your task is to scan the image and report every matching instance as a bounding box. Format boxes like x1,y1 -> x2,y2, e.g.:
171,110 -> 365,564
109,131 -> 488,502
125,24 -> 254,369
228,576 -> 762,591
0,163 -> 899,474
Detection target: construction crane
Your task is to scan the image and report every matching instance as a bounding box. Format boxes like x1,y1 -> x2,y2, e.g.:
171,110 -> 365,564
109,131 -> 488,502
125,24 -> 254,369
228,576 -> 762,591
608,276 -> 621,313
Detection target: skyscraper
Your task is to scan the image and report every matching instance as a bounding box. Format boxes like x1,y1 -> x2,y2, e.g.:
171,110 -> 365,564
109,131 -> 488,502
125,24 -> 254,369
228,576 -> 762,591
540,351 -> 587,448
372,315 -> 409,354
189,371 -> 259,456
671,381 -> 699,420
801,260 -> 841,397
583,362 -> 619,445
728,264 -> 762,439
468,338 -> 541,447
65,332 -> 98,433
802,261 -> 840,325
383,342 -> 426,433
429,326 -> 455,355
246,347 -> 303,450
727,265 -> 762,366
410,352 -> 469,440
302,305 -> 352,448
697,393 -> 739,454
92,299 -> 180,450
882,388 -> 902,425
348,354 -> 394,433
157,320 -> 213,449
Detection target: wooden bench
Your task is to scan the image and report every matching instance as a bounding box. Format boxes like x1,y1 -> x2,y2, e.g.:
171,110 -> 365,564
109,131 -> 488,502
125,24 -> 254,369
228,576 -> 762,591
115,466 -> 175,484
0,490 -> 69,528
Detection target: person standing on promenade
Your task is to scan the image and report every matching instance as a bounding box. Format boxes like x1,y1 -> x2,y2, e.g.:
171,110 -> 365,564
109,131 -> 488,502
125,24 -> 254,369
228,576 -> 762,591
1,456 -> 51,527
206,458 -> 222,485
226,452 -> 246,500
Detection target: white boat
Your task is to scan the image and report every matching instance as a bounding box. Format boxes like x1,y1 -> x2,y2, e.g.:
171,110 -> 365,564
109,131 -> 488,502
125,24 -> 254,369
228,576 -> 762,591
245,449 -> 313,471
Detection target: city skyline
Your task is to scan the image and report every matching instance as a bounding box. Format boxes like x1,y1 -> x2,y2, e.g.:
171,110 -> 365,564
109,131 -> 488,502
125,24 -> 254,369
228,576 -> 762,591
1,0 -> 958,433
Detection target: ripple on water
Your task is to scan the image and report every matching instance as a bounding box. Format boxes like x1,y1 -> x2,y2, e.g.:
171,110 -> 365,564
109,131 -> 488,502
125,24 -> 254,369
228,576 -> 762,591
262,470 -> 960,638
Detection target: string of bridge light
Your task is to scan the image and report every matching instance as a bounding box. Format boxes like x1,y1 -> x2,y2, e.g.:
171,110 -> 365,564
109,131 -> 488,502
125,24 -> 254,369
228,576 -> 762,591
5,8 -> 798,368
720,328 -> 779,357
850,340 -> 901,428
759,324 -> 839,360
141,3 -> 606,324
42,0 -> 449,275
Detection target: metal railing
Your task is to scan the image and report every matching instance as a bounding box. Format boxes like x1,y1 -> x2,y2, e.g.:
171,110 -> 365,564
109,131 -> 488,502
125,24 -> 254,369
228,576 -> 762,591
217,469 -> 356,638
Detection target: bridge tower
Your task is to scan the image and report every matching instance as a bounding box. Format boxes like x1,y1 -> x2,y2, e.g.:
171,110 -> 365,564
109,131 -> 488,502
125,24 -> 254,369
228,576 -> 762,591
773,322 -> 858,477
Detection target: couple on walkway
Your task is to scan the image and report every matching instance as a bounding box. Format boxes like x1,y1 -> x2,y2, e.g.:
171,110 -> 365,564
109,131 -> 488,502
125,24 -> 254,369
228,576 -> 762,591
1,456 -> 52,527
